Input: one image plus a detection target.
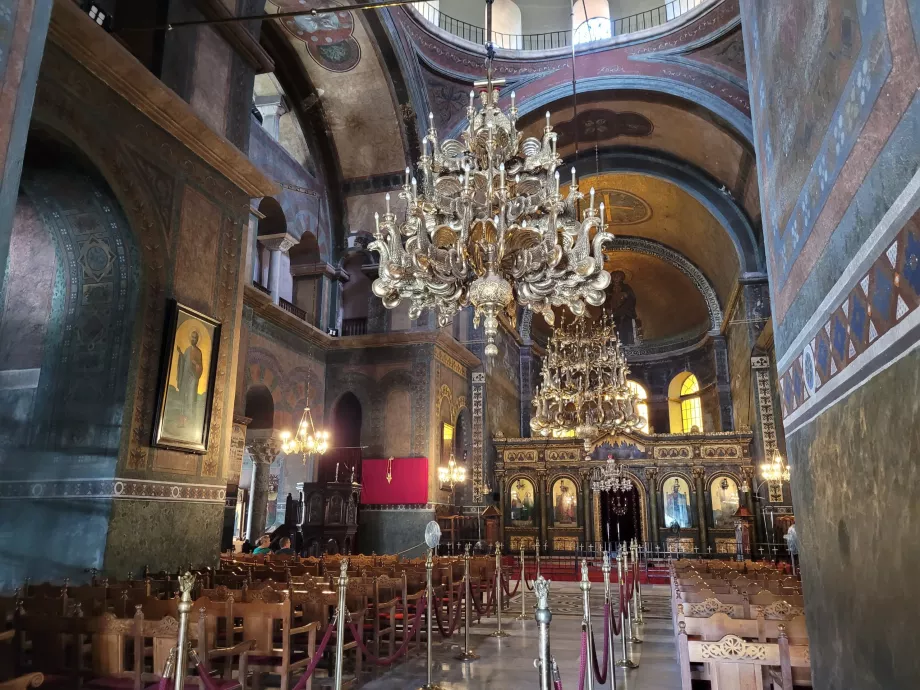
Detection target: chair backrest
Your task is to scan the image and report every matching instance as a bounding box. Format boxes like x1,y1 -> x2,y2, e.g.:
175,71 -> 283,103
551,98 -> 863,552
231,599 -> 292,654
678,611 -> 759,641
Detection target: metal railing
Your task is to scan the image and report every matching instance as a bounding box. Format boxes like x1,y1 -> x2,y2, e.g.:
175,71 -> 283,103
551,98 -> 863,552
412,0 -> 710,51
252,280 -> 271,296
279,297 -> 308,321
341,317 -> 368,336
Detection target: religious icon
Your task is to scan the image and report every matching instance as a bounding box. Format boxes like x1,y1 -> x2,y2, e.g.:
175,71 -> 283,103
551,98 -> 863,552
711,476 -> 740,529
663,477 -> 691,529
510,478 -> 535,525
552,478 -> 578,525
153,301 -> 221,453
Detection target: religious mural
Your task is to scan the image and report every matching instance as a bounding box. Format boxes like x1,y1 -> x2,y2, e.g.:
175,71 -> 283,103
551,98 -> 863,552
552,478 -> 578,526
509,477 -> 535,525
607,270 -> 642,345
663,477 -> 691,529
553,109 -> 654,150
271,2 -> 361,72
154,302 -> 220,452
711,476 -> 740,529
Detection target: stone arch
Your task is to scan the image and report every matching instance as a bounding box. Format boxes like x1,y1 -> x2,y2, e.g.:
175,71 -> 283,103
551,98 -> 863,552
605,237 -> 723,330
257,197 -> 287,236
245,385 -> 275,430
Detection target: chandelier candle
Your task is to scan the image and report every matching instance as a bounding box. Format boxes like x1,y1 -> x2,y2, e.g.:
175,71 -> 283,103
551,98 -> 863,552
370,53 -> 614,358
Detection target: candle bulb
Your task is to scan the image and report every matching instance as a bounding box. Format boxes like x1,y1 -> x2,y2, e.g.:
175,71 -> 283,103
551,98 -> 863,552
571,166 -> 577,187
499,162 -> 505,187
464,164 -> 470,190
551,134 -> 557,157
429,112 -> 434,129
469,90 -> 475,109
405,166 -> 411,187
599,202 -> 605,226
385,192 -> 391,215
411,177 -> 417,198
554,170 -> 560,194
374,211 -> 380,234
545,111 -> 551,129
589,187 -> 595,211
511,91 -> 516,110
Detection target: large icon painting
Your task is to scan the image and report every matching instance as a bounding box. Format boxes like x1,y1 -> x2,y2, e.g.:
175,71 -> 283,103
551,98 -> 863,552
509,478 -> 535,525
663,477 -> 691,529
711,476 -> 740,529
552,478 -> 578,526
270,2 -> 361,72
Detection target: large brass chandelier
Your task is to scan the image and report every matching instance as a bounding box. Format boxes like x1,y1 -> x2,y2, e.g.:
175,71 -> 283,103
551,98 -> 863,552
530,314 -> 645,449
370,36 -> 613,356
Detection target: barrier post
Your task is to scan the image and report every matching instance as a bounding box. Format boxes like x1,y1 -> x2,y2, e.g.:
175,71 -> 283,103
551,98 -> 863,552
490,542 -> 509,637
535,542 -> 541,580
455,544 -> 479,660
579,559 -> 595,690
632,540 -> 645,622
534,576 -> 553,690
601,552 -> 618,689
173,572 -> 195,690
333,559 -> 348,690
516,546 -> 528,620
624,547 -> 642,645
418,549 -> 442,690
616,551 -> 637,669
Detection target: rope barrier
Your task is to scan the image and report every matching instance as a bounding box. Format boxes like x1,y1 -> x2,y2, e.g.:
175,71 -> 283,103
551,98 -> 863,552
576,625 -> 589,690
590,603 -> 611,685
346,595 -> 427,666
433,588 -> 464,637
469,576 -> 496,617
290,616 -> 338,690
501,571 -> 521,598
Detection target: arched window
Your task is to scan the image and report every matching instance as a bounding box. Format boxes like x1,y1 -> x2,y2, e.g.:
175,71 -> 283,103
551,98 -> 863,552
668,372 -> 703,433
626,380 -> 650,434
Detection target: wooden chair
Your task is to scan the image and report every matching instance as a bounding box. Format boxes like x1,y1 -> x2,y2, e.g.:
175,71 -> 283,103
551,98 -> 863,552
231,598 -> 319,690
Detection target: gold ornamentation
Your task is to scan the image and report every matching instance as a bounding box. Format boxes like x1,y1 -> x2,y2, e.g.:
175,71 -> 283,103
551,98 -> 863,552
700,444 -> 742,459
654,445 -> 693,459
386,456 -> 393,484
435,347 -> 466,376
699,635 -> 768,661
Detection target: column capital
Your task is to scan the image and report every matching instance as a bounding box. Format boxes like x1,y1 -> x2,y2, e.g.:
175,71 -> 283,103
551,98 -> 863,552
644,466 -> 659,483
691,466 -> 706,481
261,232 -> 297,253
246,429 -> 282,464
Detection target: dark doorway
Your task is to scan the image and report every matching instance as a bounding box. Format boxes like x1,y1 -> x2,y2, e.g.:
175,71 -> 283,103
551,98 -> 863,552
321,392 -> 362,482
245,385 -> 275,429
600,483 -> 641,550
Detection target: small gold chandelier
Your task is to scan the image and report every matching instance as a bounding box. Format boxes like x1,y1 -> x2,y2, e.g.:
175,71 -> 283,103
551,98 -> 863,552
531,313 -> 644,449
760,451 -> 791,484
438,453 -> 467,491
280,402 -> 329,464
370,7 -> 614,357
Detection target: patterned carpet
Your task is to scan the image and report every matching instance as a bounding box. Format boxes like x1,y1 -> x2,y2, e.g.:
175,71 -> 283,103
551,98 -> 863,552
508,588 -> 672,619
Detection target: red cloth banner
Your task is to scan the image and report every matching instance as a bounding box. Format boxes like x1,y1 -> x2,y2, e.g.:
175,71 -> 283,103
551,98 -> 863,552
360,457 -> 429,505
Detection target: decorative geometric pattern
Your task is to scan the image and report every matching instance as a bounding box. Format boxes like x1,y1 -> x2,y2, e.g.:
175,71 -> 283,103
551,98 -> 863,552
471,372 -> 485,504
699,635 -> 768,660
0,478 -> 225,503
779,219 -> 920,419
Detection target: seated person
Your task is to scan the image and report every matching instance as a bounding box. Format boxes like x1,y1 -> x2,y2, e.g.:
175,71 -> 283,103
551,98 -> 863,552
252,534 -> 272,555
275,537 -> 296,556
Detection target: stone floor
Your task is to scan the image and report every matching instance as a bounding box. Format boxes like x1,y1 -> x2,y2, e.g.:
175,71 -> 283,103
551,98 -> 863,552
356,584 -> 681,689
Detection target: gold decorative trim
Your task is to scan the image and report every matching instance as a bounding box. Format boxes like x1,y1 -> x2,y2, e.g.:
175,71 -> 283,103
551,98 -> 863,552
435,347 -> 467,377
654,445 -> 693,460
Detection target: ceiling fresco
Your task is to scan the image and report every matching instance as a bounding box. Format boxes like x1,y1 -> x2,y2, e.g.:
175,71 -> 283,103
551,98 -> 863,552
521,94 -> 759,224
264,1 -> 406,180
566,172 -> 741,303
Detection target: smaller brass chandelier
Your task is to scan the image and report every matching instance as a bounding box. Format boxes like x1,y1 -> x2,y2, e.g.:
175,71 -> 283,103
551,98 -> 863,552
280,402 -> 329,464
591,457 -> 633,493
760,451 -> 791,484
438,453 -> 467,491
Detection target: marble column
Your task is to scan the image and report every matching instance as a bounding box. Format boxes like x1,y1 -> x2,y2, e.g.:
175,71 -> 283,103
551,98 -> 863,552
0,0 -> 53,279
741,466 -> 762,549
581,471 -> 592,547
692,466 -> 708,551
645,467 -> 659,550
246,432 -> 281,539
261,233 -> 297,305
254,93 -> 288,142
247,205 -> 264,285
498,475 -> 506,547
221,414 -> 251,550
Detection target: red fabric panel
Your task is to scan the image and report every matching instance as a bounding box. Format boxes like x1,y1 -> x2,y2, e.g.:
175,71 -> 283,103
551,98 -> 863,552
361,457 -> 428,505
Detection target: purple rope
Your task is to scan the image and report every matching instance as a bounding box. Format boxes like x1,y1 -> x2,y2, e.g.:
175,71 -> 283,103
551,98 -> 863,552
577,626 -> 588,690
346,595 -> 427,666
590,603 -> 611,684
290,619 -> 337,690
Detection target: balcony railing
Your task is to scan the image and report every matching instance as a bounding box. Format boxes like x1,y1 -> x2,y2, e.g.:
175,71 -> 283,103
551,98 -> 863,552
253,281 -> 271,296
413,0 -> 709,51
341,318 -> 368,337
279,297 -> 308,322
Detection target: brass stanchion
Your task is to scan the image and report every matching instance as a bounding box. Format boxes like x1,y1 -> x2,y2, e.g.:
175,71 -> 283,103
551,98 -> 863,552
173,572 -> 195,690
333,559 -> 348,690
601,552 -> 619,689
455,544 -> 479,660
516,546 -> 528,621
632,540 -> 645,621
534,577 -> 553,690
535,541 -> 541,580
624,547 -> 642,645
616,551 -> 637,669
579,559 -> 595,690
418,549 -> 443,690
490,542 -> 509,638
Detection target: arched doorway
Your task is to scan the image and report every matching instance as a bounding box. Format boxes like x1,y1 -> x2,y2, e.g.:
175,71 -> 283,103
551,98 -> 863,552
322,392 -> 362,483
245,385 -> 275,429
599,483 -> 642,550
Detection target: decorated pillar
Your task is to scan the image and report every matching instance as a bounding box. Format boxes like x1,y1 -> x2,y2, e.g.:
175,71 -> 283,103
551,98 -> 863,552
581,470 -> 592,546
712,335 -> 734,431
0,0 -> 52,278
246,431 -> 281,539
538,470 -> 549,551
740,466 -> 762,549
221,414 -> 251,551
498,474 -> 506,547
645,467 -> 659,550
261,233 -> 297,305
692,466 -> 708,551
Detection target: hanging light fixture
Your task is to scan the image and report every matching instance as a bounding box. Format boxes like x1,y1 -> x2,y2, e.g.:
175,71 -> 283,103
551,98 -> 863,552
760,451 -> 791,484
370,2 -> 614,357
438,453 -> 467,493
530,312 -> 644,449
591,456 -> 633,494
280,398 -> 330,464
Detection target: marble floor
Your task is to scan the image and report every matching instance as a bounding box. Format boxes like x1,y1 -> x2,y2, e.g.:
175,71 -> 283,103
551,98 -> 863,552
357,584 -> 681,689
